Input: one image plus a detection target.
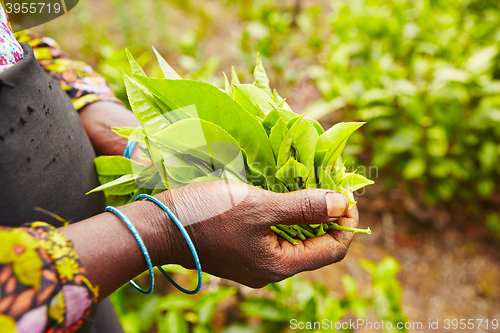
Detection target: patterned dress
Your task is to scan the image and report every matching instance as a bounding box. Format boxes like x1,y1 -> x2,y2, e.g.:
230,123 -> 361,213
0,223 -> 98,333
0,3 -> 122,332
0,3 -> 23,71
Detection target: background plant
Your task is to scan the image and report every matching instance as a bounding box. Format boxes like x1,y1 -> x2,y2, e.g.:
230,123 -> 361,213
299,0 -> 500,210
31,0 -> 500,330
111,257 -> 406,333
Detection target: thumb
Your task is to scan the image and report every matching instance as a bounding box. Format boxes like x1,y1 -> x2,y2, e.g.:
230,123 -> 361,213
265,189 -> 349,226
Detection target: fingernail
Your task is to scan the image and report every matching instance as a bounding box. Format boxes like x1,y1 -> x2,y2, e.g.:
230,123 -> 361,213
326,192 -> 348,217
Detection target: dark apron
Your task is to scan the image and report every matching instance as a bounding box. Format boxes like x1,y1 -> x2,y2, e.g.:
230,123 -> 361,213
0,43 -> 123,333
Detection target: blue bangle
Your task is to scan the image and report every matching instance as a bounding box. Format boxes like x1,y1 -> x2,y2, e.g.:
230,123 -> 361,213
105,206 -> 155,294
123,139 -> 138,159
134,194 -> 203,295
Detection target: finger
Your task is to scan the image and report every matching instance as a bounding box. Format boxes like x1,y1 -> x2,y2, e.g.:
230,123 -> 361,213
276,232 -> 352,274
264,189 -> 349,226
328,215 -> 358,250
344,203 -> 359,221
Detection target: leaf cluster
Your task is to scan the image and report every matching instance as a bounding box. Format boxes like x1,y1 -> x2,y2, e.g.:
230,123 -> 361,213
90,51 -> 374,240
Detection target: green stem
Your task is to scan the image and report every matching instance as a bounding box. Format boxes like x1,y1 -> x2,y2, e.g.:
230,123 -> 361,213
328,223 -> 371,235
293,226 -> 306,241
301,224 -> 316,235
277,224 -> 297,237
296,225 -> 316,238
271,226 -> 299,246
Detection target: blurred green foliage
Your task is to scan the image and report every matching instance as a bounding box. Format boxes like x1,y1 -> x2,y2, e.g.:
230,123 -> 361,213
33,0 -> 500,330
111,258 -> 406,333
69,0 -> 500,214
299,0 -> 500,209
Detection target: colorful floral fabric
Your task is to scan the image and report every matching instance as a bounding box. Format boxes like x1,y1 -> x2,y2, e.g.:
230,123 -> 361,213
14,30 -> 122,110
1,3 -> 120,110
0,223 -> 98,333
0,4 -> 23,72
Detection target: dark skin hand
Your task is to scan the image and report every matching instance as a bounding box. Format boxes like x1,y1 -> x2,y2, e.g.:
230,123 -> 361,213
71,101 -> 360,299
61,181 -> 358,300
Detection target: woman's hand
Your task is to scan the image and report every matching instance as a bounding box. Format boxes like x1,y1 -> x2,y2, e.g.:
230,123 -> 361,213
155,180 -> 358,288
61,180 -> 359,299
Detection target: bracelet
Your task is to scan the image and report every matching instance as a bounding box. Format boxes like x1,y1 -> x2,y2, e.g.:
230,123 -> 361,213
105,206 -> 155,294
123,139 -> 138,159
135,194 -> 203,295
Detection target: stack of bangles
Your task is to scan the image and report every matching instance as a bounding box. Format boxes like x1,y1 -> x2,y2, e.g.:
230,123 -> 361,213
105,139 -> 202,295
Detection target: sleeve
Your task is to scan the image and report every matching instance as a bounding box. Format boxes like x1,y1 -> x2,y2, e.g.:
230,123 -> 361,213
0,222 -> 99,333
14,30 -> 122,111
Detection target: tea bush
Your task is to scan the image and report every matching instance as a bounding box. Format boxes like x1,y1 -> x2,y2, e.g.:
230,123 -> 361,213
301,0 -> 500,207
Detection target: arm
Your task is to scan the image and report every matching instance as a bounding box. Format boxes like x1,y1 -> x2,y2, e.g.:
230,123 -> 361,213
62,181 -> 357,298
1,181 -> 357,331
78,101 -> 146,161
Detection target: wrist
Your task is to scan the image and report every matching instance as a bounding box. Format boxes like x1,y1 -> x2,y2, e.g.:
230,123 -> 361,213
151,190 -> 192,267
118,199 -> 175,267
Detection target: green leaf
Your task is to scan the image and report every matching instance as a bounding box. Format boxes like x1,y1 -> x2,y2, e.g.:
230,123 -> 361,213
307,119 -> 325,136
221,324 -> 260,333
87,174 -> 140,195
479,141 -> 498,172
156,294 -> 195,311
318,168 -> 337,192
253,53 -> 272,96
133,77 -> 276,186
276,157 -> 308,188
233,83 -> 276,117
123,73 -> 171,134
262,108 -> 297,134
152,45 -> 182,79
290,118 -> 319,175
339,186 -> 356,208
240,298 -> 295,322
433,67 -> 471,83
152,118 -> 247,184
272,88 -> 292,111
277,115 -> 305,168
341,275 -> 358,299
126,49 -> 146,76
269,118 -> 288,159
344,173 -> 375,192
403,158 -> 426,179
331,157 -> 347,184
161,310 -> 188,333
223,72 -> 232,96
196,288 -> 236,324
94,155 -> 147,176
316,122 -> 365,173
464,45 -> 499,75
111,126 -> 146,144
231,66 -> 240,85
193,325 -> 211,333
477,179 -> 495,198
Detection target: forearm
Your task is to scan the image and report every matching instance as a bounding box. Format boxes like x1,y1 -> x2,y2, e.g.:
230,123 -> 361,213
59,198 -> 171,300
79,101 -> 140,156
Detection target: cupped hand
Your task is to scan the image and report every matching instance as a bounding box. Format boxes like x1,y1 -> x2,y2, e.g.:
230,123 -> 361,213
155,180 -> 359,288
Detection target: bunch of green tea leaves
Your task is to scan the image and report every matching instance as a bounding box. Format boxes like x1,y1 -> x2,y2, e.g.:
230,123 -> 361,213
89,48 -> 373,243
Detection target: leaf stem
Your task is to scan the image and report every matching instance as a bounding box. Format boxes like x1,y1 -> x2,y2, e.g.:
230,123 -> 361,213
271,226 -> 299,246
277,224 -> 297,237
292,226 -> 306,241
328,223 -> 371,234
296,225 -> 316,238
